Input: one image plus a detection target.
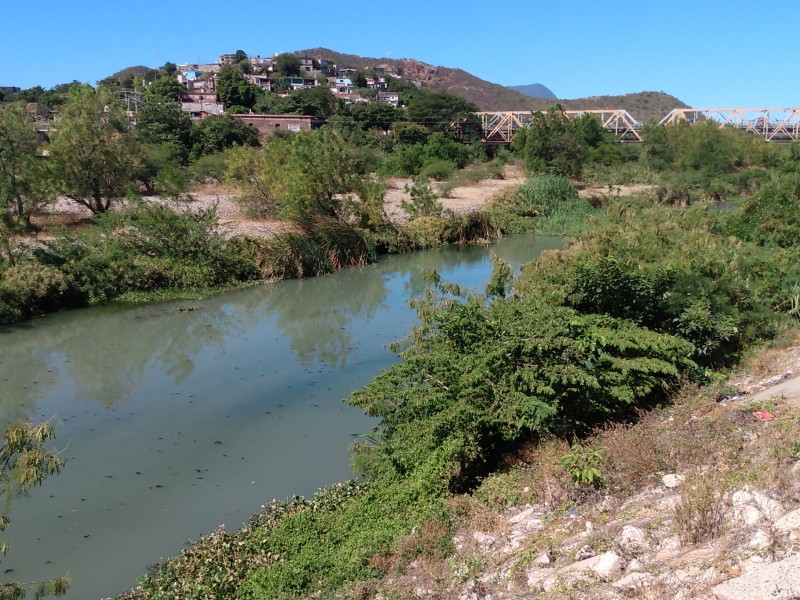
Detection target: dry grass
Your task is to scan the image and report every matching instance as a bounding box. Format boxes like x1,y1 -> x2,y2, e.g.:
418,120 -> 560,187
672,469 -> 730,545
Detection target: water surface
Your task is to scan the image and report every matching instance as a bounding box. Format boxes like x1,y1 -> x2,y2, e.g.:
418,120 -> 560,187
0,235 -> 562,598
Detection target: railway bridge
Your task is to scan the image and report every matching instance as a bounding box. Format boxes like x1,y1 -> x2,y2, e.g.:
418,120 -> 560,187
475,108 -> 800,145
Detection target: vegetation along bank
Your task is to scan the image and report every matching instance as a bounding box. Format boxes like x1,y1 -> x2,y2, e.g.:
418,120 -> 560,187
3,75 -> 800,599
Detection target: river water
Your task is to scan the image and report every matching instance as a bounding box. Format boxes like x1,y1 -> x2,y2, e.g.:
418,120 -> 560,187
0,235 -> 562,599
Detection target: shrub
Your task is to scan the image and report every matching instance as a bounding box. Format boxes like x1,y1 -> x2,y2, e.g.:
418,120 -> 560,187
0,264 -> 86,323
401,178 -> 443,219
518,175 -> 579,210
419,159 -> 457,181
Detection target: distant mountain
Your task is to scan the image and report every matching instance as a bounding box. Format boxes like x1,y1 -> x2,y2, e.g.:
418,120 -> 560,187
296,49 -> 688,122
508,83 -> 557,100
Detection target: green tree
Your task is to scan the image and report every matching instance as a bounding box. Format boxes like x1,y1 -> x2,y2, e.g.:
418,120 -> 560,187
226,129 -> 369,220
0,419 -> 68,599
191,115 -> 260,158
0,104 -> 51,226
284,87 -> 343,118
48,86 -> 139,213
144,77 -> 185,102
216,68 -> 260,112
405,91 -> 480,134
512,106 -> 593,178
137,101 -> 196,163
273,53 -> 301,77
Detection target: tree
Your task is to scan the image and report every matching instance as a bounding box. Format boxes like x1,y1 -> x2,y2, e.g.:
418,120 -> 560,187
404,91 -> 480,134
0,419 -> 68,599
284,87 -> 343,118
191,115 -> 260,158
512,106 -> 597,178
226,129 -> 369,220
0,104 -> 51,226
273,53 -> 301,77
48,86 -> 139,213
137,101 -> 196,163
216,68 -> 260,112
145,77 -> 185,102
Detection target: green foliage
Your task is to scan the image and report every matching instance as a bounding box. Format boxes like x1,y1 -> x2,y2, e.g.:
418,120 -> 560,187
518,175 -> 579,209
419,159 -> 457,181
136,101 -> 196,164
560,444 -> 606,488
401,177 -> 442,219
238,216 -> 374,280
226,129 -> 370,221
0,104 -> 51,226
512,107 -> 608,178
0,420 -> 69,599
0,263 -> 85,323
516,175 -> 595,236
33,204 -> 259,303
191,115 -> 260,159
216,68 -> 261,111
48,86 -> 138,213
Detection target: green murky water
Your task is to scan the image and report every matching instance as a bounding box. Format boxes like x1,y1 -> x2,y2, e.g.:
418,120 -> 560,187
0,236 -> 562,598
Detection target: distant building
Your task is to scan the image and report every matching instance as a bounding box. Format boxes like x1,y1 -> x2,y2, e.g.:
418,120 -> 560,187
231,114 -> 325,138
376,91 -> 400,107
332,78 -> 354,94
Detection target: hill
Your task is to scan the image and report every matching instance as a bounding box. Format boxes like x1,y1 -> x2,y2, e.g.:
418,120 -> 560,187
297,48 -> 688,122
508,83 -> 557,99
109,65 -> 153,81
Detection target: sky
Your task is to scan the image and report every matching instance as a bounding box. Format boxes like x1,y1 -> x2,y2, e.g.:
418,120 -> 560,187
3,0 -> 798,111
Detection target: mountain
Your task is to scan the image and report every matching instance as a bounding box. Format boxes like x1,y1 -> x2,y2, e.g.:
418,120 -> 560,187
508,83 -> 557,100
297,48 -> 688,122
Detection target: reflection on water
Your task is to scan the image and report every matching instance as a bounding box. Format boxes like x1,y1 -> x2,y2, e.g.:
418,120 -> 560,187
0,236 -> 561,599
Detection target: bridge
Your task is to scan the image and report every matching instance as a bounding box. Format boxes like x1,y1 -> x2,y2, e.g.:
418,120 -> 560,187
474,108 -> 800,145
477,110 -> 642,144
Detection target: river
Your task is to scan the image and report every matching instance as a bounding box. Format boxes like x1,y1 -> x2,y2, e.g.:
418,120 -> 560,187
0,235 -> 562,599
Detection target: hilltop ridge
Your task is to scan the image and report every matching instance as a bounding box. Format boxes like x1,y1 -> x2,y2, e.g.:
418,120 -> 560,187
298,48 -> 689,121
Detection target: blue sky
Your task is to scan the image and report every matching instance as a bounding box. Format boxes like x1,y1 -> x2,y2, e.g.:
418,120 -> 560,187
4,0 -> 798,112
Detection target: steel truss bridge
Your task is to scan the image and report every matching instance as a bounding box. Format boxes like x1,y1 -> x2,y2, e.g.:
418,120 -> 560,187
475,108 -> 800,145
477,110 -> 642,144
659,108 -> 800,142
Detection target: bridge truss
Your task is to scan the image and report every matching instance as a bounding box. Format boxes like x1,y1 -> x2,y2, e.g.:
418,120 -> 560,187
659,108 -> 800,142
476,109 -> 642,145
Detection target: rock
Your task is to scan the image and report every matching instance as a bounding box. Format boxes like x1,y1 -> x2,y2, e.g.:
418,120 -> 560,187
626,558 -> 643,572
561,551 -> 622,578
615,525 -> 648,554
731,489 -> 754,506
473,531 -> 497,551
612,571 -> 654,590
752,491 -> 785,520
731,504 -> 763,526
508,506 -> 537,524
574,544 -> 595,560
662,473 -> 685,489
749,529 -> 771,550
677,546 -> 715,565
774,507 -> 800,532
526,567 -> 557,591
713,553 -> 800,599
533,551 -> 551,565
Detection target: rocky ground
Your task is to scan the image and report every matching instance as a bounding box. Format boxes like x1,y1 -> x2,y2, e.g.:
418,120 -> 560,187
373,336 -> 800,600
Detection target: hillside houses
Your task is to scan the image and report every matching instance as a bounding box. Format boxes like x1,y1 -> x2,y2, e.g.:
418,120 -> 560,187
172,52 -> 404,118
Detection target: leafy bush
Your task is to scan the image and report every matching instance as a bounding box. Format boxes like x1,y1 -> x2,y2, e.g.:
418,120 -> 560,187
401,178 -> 443,219
0,264 -> 86,323
419,159 -> 457,181
518,175 -> 579,210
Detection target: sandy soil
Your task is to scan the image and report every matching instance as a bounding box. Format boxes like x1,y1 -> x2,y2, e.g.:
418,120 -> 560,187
20,167 -> 656,242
